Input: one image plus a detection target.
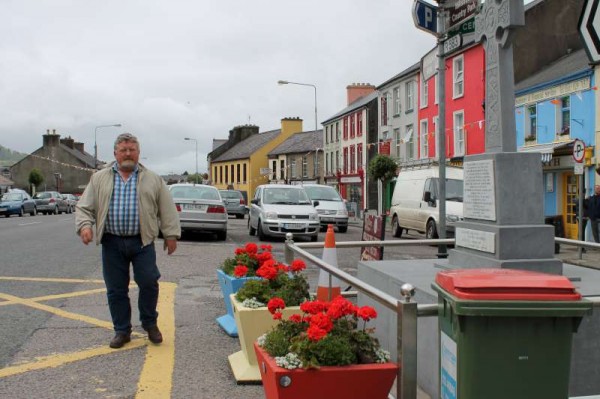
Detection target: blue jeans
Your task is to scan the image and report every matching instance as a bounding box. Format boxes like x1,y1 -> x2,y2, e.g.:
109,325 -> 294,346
101,234 -> 161,334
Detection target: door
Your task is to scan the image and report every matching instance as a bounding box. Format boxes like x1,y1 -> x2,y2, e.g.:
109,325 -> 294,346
563,173 -> 579,239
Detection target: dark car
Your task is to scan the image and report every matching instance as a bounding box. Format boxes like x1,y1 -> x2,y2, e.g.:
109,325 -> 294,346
0,191 -> 37,217
33,191 -> 70,215
219,190 -> 247,219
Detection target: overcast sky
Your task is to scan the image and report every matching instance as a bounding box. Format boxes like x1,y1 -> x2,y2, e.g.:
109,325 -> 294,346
0,0 -> 533,175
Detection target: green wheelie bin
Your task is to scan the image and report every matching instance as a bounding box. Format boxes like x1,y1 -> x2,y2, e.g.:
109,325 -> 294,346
432,268 -> 592,399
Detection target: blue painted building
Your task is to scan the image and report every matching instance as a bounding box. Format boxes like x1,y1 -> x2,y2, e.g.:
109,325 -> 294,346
515,49 -> 595,239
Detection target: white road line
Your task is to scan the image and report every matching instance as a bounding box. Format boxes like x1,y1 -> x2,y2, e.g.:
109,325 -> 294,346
18,222 -> 42,226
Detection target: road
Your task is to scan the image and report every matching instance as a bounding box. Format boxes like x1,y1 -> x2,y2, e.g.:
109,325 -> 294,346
0,212 -> 440,398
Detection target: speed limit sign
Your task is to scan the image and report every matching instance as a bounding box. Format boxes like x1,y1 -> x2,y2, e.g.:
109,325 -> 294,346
573,139 -> 585,163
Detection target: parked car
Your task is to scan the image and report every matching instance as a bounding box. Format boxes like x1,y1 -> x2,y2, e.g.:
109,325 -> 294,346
219,189 -> 247,219
168,184 -> 227,240
248,184 -> 319,242
62,194 -> 79,212
0,191 -> 37,217
302,184 -> 349,233
33,191 -> 70,215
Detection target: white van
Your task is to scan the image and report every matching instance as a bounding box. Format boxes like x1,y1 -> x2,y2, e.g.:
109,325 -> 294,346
389,165 -> 463,239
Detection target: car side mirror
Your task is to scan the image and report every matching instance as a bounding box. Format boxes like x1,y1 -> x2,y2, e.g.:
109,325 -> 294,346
251,198 -> 259,205
423,191 -> 435,206
313,200 -> 320,207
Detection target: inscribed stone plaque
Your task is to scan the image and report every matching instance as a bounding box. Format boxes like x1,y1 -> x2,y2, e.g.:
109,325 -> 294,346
464,160 -> 496,221
456,228 -> 496,253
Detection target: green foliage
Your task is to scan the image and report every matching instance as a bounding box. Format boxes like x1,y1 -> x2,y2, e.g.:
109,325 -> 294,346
367,155 -> 398,183
235,280 -> 272,303
220,253 -> 258,276
262,320 -> 306,357
235,274 -> 310,307
291,334 -> 357,368
28,169 -> 44,188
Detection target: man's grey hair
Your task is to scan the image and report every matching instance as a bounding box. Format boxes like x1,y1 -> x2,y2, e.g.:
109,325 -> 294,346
114,133 -> 140,150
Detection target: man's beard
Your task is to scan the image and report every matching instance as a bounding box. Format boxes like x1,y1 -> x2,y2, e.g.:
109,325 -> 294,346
119,160 -> 136,172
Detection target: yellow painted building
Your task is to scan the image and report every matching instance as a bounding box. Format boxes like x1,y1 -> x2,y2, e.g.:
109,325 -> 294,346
210,118 -> 303,200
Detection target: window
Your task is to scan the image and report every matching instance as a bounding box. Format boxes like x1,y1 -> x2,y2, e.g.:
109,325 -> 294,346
453,55 -> 464,98
393,87 -> 401,116
302,155 -> 308,177
350,145 -> 356,173
357,143 -> 363,171
343,117 -> 348,139
434,75 -> 439,105
271,160 -> 277,180
237,164 -> 241,183
219,166 -> 223,184
325,152 -> 329,174
405,81 -> 414,112
420,119 -> 429,159
291,158 -> 297,178
335,150 -> 339,171
224,165 -> 229,183
314,152 -> 320,176
243,164 -> 247,183
350,114 -> 356,138
434,116 -> 439,160
325,126 -> 329,144
527,105 -> 537,141
280,159 -> 285,180
453,111 -> 465,156
357,112 -> 363,136
343,148 -> 348,174
230,165 -> 234,183
406,124 -> 414,161
394,128 -> 401,159
381,95 -> 388,125
559,96 -> 570,136
420,78 -> 428,109
335,122 -> 340,142
213,166 -> 217,183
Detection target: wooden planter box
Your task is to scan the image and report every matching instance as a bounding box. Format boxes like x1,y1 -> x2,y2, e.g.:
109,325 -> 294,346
228,294 -> 301,383
254,343 -> 399,399
215,269 -> 259,337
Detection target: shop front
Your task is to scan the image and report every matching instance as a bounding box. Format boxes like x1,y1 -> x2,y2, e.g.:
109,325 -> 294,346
339,174 -> 364,219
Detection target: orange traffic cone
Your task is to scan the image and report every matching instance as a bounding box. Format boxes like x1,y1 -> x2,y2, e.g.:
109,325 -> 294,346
316,224 -> 342,302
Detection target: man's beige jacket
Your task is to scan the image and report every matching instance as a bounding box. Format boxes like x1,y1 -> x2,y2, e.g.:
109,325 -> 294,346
75,163 -> 181,246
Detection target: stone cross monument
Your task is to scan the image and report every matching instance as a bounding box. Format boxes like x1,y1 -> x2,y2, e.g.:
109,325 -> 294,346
448,0 -> 562,274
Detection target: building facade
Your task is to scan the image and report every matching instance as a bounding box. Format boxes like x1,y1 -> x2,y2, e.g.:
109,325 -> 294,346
267,130 -> 324,185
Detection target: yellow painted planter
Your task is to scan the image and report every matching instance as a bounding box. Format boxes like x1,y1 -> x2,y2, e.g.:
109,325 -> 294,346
228,294 -> 301,383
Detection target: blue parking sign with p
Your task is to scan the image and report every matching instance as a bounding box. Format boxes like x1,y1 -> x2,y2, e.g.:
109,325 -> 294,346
413,0 -> 438,36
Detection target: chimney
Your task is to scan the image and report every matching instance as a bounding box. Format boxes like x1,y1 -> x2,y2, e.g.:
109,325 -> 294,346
346,83 -> 376,105
60,136 -> 75,149
280,117 -> 303,139
74,142 -> 85,153
228,124 -> 259,144
43,130 -> 60,147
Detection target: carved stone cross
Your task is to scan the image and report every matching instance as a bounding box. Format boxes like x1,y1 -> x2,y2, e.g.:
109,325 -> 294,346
475,0 -> 524,153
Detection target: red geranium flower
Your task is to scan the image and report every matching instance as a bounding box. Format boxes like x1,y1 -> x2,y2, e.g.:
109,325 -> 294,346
327,296 -> 356,319
233,265 -> 249,278
267,297 -> 286,314
307,325 -> 328,341
245,242 -> 258,254
234,247 -> 246,255
300,300 -> 328,315
288,314 -> 302,323
272,311 -> 283,320
256,263 -> 278,280
290,259 -> 306,272
357,306 -> 377,321
310,313 -> 333,332
260,244 -> 272,252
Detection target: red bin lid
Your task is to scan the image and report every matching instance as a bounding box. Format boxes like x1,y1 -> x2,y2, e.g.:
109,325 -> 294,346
435,268 -> 581,301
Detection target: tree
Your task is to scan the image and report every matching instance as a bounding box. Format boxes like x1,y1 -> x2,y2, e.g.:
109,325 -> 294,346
28,168 -> 44,195
367,155 -> 398,213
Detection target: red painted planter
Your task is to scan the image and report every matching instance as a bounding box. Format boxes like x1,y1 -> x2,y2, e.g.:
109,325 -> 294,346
254,343 -> 399,399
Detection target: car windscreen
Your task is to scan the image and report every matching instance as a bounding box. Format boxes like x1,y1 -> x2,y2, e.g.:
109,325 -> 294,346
170,186 -> 220,200
219,191 -> 242,199
434,179 -> 463,202
1,193 -> 21,201
303,186 -> 342,202
263,188 -> 311,205
34,192 -> 52,199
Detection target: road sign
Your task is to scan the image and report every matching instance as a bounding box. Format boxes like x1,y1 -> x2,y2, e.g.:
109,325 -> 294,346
574,162 -> 584,175
446,0 -> 480,31
448,16 -> 475,37
443,34 -> 462,55
579,0 -> 600,63
413,0 -> 438,36
573,139 -> 586,163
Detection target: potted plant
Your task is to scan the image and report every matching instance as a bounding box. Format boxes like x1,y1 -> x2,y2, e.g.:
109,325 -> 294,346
524,134 -> 536,144
216,242 -> 272,336
254,295 -> 398,399
229,258 -> 311,382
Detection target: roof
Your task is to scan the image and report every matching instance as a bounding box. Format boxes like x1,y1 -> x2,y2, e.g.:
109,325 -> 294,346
515,49 -> 592,92
518,140 -> 573,162
59,144 -> 95,168
322,91 -> 379,125
212,139 -> 227,151
377,62 -> 420,89
267,130 -> 323,156
212,129 -> 281,162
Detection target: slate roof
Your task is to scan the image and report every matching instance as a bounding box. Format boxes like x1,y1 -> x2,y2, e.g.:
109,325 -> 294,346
515,49 -> 592,93
267,130 -> 323,156
212,129 -> 281,162
377,62 -> 420,89
322,91 -> 379,125
60,144 -> 96,167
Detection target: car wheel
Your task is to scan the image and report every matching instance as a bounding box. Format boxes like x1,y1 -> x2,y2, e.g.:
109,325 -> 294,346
248,218 -> 256,236
392,216 -> 403,238
53,206 -> 59,215
4,214 -> 9,218
257,220 -> 266,241
30,207 -> 37,216
19,207 -> 24,217
216,231 -> 227,241
426,220 -> 438,239
338,226 -> 348,233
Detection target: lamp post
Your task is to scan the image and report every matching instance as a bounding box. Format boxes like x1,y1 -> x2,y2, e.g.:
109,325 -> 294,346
94,124 -> 122,169
277,80 -> 318,136
184,137 -> 199,184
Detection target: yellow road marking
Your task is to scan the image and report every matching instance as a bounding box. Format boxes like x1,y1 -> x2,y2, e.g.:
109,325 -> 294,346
0,276 -> 105,284
0,288 -> 107,307
0,339 -> 147,378
136,282 -> 177,399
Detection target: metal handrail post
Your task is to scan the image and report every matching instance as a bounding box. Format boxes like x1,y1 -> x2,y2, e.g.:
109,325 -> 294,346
285,233 -> 294,264
397,284 -> 418,399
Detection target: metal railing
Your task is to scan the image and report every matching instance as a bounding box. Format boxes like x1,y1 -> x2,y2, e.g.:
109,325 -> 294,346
284,233 -> 600,399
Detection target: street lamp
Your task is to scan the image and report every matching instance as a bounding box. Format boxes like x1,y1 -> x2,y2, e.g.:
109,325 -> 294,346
94,124 -> 122,169
184,137 -> 199,184
277,80 -> 318,136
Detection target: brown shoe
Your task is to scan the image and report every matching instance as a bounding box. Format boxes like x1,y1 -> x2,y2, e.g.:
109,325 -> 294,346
109,333 -> 131,349
144,325 -> 163,344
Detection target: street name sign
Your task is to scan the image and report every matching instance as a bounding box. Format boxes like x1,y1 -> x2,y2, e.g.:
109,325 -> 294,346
446,0 -> 480,31
579,0 -> 600,63
448,16 -> 475,37
413,0 -> 438,36
443,34 -> 462,55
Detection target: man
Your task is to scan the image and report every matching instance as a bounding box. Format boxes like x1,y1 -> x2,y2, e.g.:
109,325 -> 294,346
76,133 -> 180,348
589,184 -> 600,243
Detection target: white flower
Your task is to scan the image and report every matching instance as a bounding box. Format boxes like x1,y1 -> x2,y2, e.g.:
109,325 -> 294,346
256,334 -> 267,347
241,297 -> 266,309
275,353 -> 303,370
375,348 -> 390,363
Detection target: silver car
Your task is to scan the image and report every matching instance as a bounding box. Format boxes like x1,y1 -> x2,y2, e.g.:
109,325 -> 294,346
248,184 -> 319,241
33,191 -> 70,215
219,190 -> 247,219
302,184 -> 349,233
168,184 -> 227,240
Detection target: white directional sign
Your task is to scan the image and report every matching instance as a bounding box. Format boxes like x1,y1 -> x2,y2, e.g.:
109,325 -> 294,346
413,0 -> 438,36
446,0 -> 480,31
572,139 -> 586,163
580,0 -> 600,63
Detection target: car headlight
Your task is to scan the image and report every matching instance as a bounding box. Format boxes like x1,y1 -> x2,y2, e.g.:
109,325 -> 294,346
446,215 -> 459,223
337,209 -> 348,216
265,211 -> 278,219
309,213 -> 318,221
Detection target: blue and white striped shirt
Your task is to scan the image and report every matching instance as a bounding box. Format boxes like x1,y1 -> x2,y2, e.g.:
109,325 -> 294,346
105,164 -> 140,236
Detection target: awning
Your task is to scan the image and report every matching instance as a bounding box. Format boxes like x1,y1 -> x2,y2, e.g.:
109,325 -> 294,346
518,140 -> 573,162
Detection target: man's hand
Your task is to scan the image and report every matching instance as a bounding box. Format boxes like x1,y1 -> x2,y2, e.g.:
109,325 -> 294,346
164,238 -> 177,255
80,228 -> 93,245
